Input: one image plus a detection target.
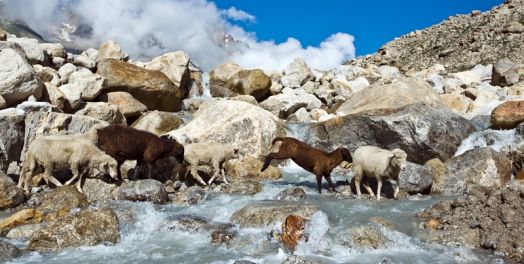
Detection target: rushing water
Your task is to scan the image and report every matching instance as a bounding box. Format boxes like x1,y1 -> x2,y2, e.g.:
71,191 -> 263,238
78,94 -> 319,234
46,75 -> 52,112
455,129 -> 523,156
4,162 -> 506,264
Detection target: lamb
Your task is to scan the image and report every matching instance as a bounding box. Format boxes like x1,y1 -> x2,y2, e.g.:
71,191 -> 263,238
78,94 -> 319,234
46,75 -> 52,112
183,143 -> 239,185
96,125 -> 184,180
352,145 -> 407,200
261,137 -> 352,194
18,133 -> 118,193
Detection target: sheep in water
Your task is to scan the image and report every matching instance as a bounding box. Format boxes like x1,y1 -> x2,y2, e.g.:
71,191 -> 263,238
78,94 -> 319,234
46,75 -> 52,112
96,125 -> 185,180
183,143 -> 239,185
18,132 -> 118,193
261,137 -> 352,194
352,146 -> 407,200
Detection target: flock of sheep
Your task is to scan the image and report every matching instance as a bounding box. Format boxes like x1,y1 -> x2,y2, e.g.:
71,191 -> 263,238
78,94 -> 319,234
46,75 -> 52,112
17,125 -> 408,201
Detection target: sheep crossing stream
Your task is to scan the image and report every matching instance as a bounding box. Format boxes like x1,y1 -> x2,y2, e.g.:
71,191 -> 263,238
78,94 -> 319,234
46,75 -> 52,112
4,160 -> 506,264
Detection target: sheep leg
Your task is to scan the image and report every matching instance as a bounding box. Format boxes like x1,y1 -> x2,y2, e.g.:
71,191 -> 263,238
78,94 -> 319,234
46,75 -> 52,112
362,178 -> 375,198
42,164 -> 62,188
376,178 -> 383,201
316,174 -> 323,194
393,180 -> 399,199
324,174 -> 338,193
22,158 -> 37,192
65,163 -> 80,185
353,164 -> 363,197
220,161 -> 229,184
75,170 -> 86,193
190,163 -> 207,186
208,159 -> 221,185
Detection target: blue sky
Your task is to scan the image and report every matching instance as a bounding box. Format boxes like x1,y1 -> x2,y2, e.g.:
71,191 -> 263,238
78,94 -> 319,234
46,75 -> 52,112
215,0 -> 504,56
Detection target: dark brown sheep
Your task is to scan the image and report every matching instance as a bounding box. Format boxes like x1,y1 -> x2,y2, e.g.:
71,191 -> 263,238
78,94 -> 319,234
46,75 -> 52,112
261,137 -> 352,193
96,125 -> 184,180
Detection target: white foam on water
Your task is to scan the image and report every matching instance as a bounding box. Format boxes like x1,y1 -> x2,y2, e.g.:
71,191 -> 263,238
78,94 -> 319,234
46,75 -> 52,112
455,129 -> 522,156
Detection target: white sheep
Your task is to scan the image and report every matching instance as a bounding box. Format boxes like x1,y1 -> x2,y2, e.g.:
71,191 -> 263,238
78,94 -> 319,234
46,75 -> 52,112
18,132 -> 118,193
352,145 -> 407,200
183,143 -> 239,185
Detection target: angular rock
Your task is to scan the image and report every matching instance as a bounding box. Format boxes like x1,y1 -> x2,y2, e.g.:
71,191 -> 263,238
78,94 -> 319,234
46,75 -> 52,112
33,186 -> 90,214
8,37 -> 45,64
97,59 -> 186,111
0,48 -> 43,106
0,240 -> 21,262
304,103 -> 477,164
117,179 -> 168,203
0,209 -> 44,236
67,68 -> 106,101
286,107 -> 311,123
0,108 -> 25,167
225,157 -> 281,182
491,58 -> 519,87
424,158 -> 446,194
167,99 -> 285,158
281,58 -> 313,88
377,65 -> 401,80
260,90 -> 322,119
276,187 -> 306,201
0,171 -> 25,209
173,185 -> 207,206
336,77 -> 442,115
28,207 -> 119,252
131,110 -> 183,135
33,65 -> 60,86
437,148 -> 511,195
43,82 -> 67,110
144,51 -> 191,91
96,40 -> 123,63
99,91 -> 147,119
440,94 -> 472,117
210,63 -> 242,97
491,100 -> 524,129
39,43 -> 67,59
81,178 -> 118,204
214,181 -> 263,196
398,162 -> 433,194
230,201 -> 319,228
226,69 -> 272,101
73,48 -> 97,70
75,102 -> 126,124
57,63 -> 77,84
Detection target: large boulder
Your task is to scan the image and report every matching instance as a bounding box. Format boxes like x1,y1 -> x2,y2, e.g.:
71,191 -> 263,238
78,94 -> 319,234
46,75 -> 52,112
64,68 -> 106,101
281,58 -> 313,88
0,240 -> 21,262
116,179 -> 168,204
224,157 -> 281,182
39,43 -> 67,59
0,108 -> 25,168
131,110 -> 184,135
491,100 -> 524,129
260,89 -> 322,119
167,99 -> 285,158
491,58 -> 519,87
97,59 -> 186,111
21,111 -> 108,160
8,37 -> 45,64
226,69 -> 272,101
95,40 -> 123,63
398,162 -> 433,194
99,91 -> 147,119
210,63 -> 242,97
144,51 -> 191,92
303,103 -> 477,164
0,48 -> 43,106
439,94 -> 473,117
435,148 -> 512,195
0,171 -> 25,209
336,77 -> 442,116
230,201 -> 319,228
33,186 -> 90,214
75,102 -> 126,124
0,209 -> 43,236
43,83 -> 67,110
28,207 -> 119,252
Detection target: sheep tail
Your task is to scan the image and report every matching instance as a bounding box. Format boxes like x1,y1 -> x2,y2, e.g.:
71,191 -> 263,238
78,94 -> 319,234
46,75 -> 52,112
271,137 -> 285,146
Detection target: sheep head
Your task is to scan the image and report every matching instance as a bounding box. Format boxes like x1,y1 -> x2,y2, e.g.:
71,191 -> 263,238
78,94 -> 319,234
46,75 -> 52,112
227,148 -> 240,160
161,135 -> 185,163
390,149 -> 407,171
338,147 -> 353,163
91,155 -> 118,180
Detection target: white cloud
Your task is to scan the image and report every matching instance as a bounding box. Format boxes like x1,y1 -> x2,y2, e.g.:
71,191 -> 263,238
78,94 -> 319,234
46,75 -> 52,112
224,7 -> 255,22
3,0 -> 355,71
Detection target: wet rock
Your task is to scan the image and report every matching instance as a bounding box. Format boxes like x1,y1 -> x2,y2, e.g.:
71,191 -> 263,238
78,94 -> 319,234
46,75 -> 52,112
167,99 -> 285,158
437,148 -> 511,195
230,201 -> 319,228
95,40 -> 123,63
280,214 -> 307,251
0,48 -> 43,106
97,59 -> 186,112
99,91 -> 148,119
173,185 -> 207,205
276,187 -> 306,201
117,179 -> 168,204
28,207 -> 119,252
33,186 -> 90,214
210,63 -> 242,97
281,255 -> 317,264
304,103 -> 477,164
82,178 -> 118,204
281,58 -> 313,88
491,58 -> 519,87
419,182 -> 524,263
339,225 -> 391,250
491,100 -> 524,129
0,108 -> 25,171
260,89 -> 322,119
0,171 -> 25,209
398,162 -> 433,194
211,227 -> 237,245
214,181 -> 263,196
131,110 -> 184,135
336,77 -> 442,116
226,69 -> 272,101
144,51 -> 191,93
75,102 -> 126,124
234,261 -> 256,264
0,209 -> 44,236
163,214 -> 209,231
0,240 -> 21,262
225,157 -> 282,182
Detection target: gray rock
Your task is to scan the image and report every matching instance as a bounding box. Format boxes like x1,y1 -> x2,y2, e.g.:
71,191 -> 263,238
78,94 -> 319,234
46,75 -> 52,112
39,43 -> 67,59
0,108 -> 26,167
81,178 -> 118,204
0,240 -> 21,262
144,51 -> 191,92
16,101 -> 61,113
6,223 -> 46,240
173,185 -> 207,205
75,102 -> 126,125
398,162 -> 433,194
491,58 -> 519,87
276,187 -> 306,201
96,40 -> 123,63
260,90 -> 322,119
230,201 -> 319,228
117,179 -> 168,204
281,255 -> 316,264
338,225 -> 391,251
286,107 -> 312,123
0,171 -> 25,209
0,48 -> 43,106
67,68 -> 106,101
8,37 -> 45,64
131,110 -> 184,135
99,91 -> 148,119
281,58 -> 313,88
57,63 -> 77,84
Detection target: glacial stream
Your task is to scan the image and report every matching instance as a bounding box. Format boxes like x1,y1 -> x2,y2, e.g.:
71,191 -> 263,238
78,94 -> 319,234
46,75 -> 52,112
4,160 -> 507,264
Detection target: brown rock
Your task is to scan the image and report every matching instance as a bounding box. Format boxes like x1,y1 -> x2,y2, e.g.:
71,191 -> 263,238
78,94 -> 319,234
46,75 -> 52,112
424,158 -> 447,194
0,209 -> 44,236
97,59 -> 186,111
100,91 -> 147,119
0,28 -> 6,41
280,214 -> 307,251
35,185 -> 90,214
517,170 -> 524,180
226,69 -> 272,101
225,157 -> 282,182
491,100 -> 524,129
425,219 -> 440,229
0,172 -> 25,210
131,110 -> 184,135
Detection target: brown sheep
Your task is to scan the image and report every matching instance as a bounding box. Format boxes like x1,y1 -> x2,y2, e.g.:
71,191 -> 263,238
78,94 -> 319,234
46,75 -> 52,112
261,137 -> 352,193
96,125 -> 184,180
